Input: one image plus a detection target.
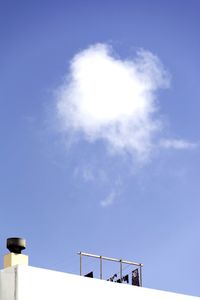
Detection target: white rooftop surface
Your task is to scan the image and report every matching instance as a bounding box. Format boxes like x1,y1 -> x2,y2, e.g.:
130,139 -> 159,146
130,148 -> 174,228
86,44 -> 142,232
0,265 -> 199,300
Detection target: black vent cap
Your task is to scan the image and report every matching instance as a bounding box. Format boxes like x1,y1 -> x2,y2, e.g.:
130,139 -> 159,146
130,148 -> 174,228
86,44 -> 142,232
7,238 -> 26,254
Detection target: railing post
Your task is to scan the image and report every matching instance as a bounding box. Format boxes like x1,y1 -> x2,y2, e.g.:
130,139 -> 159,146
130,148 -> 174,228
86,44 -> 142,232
139,264 -> 142,286
100,256 -> 103,279
120,259 -> 122,282
80,252 -> 82,276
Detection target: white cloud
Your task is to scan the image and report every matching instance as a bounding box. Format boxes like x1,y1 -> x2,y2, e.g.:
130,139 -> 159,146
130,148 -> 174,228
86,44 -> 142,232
56,43 -> 196,162
100,191 -> 116,207
159,139 -> 197,150
56,43 -> 170,162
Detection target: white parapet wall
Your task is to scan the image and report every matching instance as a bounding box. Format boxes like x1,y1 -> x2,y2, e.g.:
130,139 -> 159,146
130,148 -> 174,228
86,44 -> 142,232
0,266 -> 15,300
0,265 -> 199,300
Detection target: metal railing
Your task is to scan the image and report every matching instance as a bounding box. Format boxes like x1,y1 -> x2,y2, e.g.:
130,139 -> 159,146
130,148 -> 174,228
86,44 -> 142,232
77,251 -> 143,286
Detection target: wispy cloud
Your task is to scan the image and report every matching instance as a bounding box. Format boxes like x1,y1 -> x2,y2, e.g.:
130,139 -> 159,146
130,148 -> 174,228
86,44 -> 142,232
73,165 -> 108,183
73,165 -> 95,182
159,139 -> 197,150
100,191 -> 116,207
56,43 -> 196,163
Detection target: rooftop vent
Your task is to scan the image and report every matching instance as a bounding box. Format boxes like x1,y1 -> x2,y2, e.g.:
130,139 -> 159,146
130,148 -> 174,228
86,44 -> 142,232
7,237 -> 26,254
4,237 -> 28,268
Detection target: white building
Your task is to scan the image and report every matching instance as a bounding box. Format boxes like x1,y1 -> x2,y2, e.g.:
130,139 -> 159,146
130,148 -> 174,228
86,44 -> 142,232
0,238 -> 199,300
1,264 -> 200,300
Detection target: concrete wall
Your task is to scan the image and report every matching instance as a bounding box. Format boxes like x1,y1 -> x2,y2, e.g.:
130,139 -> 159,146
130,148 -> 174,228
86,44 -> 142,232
0,266 -> 15,300
0,265 -> 199,300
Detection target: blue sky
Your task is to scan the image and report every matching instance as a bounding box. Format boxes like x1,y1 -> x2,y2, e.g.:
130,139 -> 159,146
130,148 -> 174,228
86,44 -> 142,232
1,0 -> 200,296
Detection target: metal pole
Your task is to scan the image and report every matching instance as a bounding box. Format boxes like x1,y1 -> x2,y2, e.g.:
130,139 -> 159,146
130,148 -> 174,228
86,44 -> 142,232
139,264 -> 142,286
100,256 -> 103,279
120,260 -> 122,282
80,252 -> 82,276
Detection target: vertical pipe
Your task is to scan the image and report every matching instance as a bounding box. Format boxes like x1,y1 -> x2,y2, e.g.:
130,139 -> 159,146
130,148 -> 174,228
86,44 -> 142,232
14,266 -> 17,300
139,265 -> 142,286
100,256 -> 103,279
120,260 -> 122,282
